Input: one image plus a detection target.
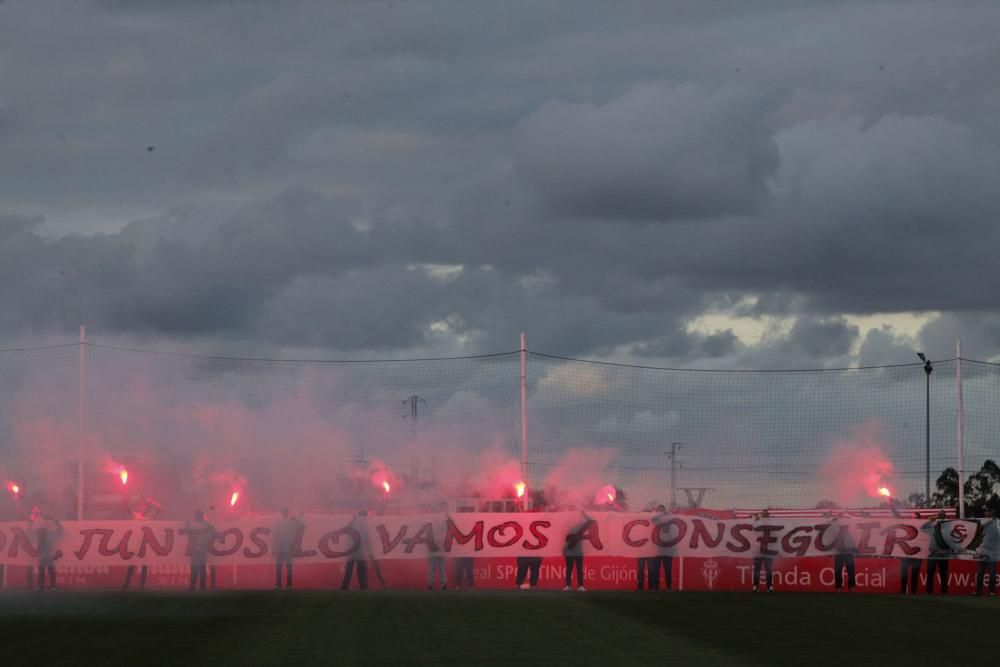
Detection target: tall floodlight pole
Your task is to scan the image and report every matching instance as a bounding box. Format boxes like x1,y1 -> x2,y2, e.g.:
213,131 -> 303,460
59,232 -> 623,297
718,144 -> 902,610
406,395 -> 426,440
520,333 -> 529,502
956,340 -> 965,519
917,353 -> 933,502
404,395 -> 426,484
78,325 -> 86,520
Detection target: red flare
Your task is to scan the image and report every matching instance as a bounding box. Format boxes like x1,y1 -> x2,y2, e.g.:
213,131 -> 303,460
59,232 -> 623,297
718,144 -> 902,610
514,482 -> 525,498
119,469 -> 128,486
382,481 -> 391,494
7,482 -> 19,497
878,487 -> 891,497
594,483 -> 616,505
230,491 -> 240,507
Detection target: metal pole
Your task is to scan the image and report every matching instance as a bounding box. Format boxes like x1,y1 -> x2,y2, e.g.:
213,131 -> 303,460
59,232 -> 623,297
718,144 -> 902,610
924,359 -> 933,501
669,443 -> 682,510
405,395 -> 425,484
77,325 -> 86,520
520,333 -> 529,500
957,340 -> 965,519
925,369 -> 930,501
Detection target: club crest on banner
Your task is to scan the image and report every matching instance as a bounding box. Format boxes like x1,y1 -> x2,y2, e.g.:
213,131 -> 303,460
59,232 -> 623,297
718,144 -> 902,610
933,520 -> 983,555
702,558 -> 719,590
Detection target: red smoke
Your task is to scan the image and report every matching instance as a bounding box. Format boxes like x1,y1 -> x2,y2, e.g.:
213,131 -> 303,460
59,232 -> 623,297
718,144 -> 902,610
820,422 -> 895,505
542,447 -> 617,509
458,452 -> 522,499
0,355 -> 634,516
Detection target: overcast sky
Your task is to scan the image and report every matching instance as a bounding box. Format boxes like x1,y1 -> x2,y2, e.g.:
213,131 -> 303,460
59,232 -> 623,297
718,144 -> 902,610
2,0 -> 999,367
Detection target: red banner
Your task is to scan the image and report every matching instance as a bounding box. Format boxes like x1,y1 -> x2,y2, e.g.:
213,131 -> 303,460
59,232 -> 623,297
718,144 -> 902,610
3,513 -> 996,567
3,557 -> 990,594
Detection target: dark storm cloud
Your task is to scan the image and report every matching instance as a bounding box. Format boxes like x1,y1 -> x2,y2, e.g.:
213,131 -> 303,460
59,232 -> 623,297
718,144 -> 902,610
632,328 -> 740,360
514,82 -> 780,220
786,317 -> 858,359
715,316 -> 860,371
1,0 -> 1000,365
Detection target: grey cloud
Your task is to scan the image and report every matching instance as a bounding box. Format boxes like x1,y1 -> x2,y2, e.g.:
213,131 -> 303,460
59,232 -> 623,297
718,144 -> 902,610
786,317 -> 858,359
636,112 -> 1000,316
3,1 -> 1000,365
701,330 -> 739,358
706,316 -> 860,371
631,328 -> 740,361
255,268 -> 445,351
858,327 -> 920,367
0,187 -> 704,355
0,214 -> 42,238
918,313 -> 1000,362
514,82 -> 780,220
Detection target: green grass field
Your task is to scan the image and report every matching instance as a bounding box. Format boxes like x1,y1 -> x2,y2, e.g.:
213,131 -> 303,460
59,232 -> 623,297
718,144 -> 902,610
0,590 -> 997,666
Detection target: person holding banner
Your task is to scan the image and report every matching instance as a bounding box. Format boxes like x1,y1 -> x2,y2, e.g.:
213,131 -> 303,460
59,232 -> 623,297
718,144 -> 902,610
752,510 -> 774,593
635,504 -> 650,591
122,496 -> 161,591
563,507 -> 593,591
648,505 -> 674,592
973,509 -> 1000,597
427,505 -> 448,591
925,510 -> 950,595
897,555 -> 921,594
452,507 -> 475,590
186,510 -> 215,592
831,514 -> 856,592
427,553 -> 447,590
340,511 -> 369,591
636,556 -> 649,591
453,555 -> 474,590
204,505 -> 219,591
273,507 -> 302,591
889,502 -> 920,594
35,514 -> 62,592
515,556 -> 542,590
25,505 -> 45,590
515,504 -> 543,590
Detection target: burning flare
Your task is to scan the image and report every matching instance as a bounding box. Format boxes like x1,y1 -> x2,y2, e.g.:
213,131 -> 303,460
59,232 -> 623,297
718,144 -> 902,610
119,469 -> 128,486
382,481 -> 391,494
594,483 -> 616,506
7,482 -> 19,497
230,491 -> 240,507
514,482 -> 526,498
878,487 -> 891,498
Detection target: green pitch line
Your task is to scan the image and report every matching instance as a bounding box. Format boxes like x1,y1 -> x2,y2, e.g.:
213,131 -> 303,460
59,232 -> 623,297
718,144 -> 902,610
0,591 -> 996,666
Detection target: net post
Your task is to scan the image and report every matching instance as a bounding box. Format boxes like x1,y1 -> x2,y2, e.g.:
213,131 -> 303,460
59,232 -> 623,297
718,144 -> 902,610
520,332 -> 528,507
956,339 -> 965,519
78,325 -> 86,521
